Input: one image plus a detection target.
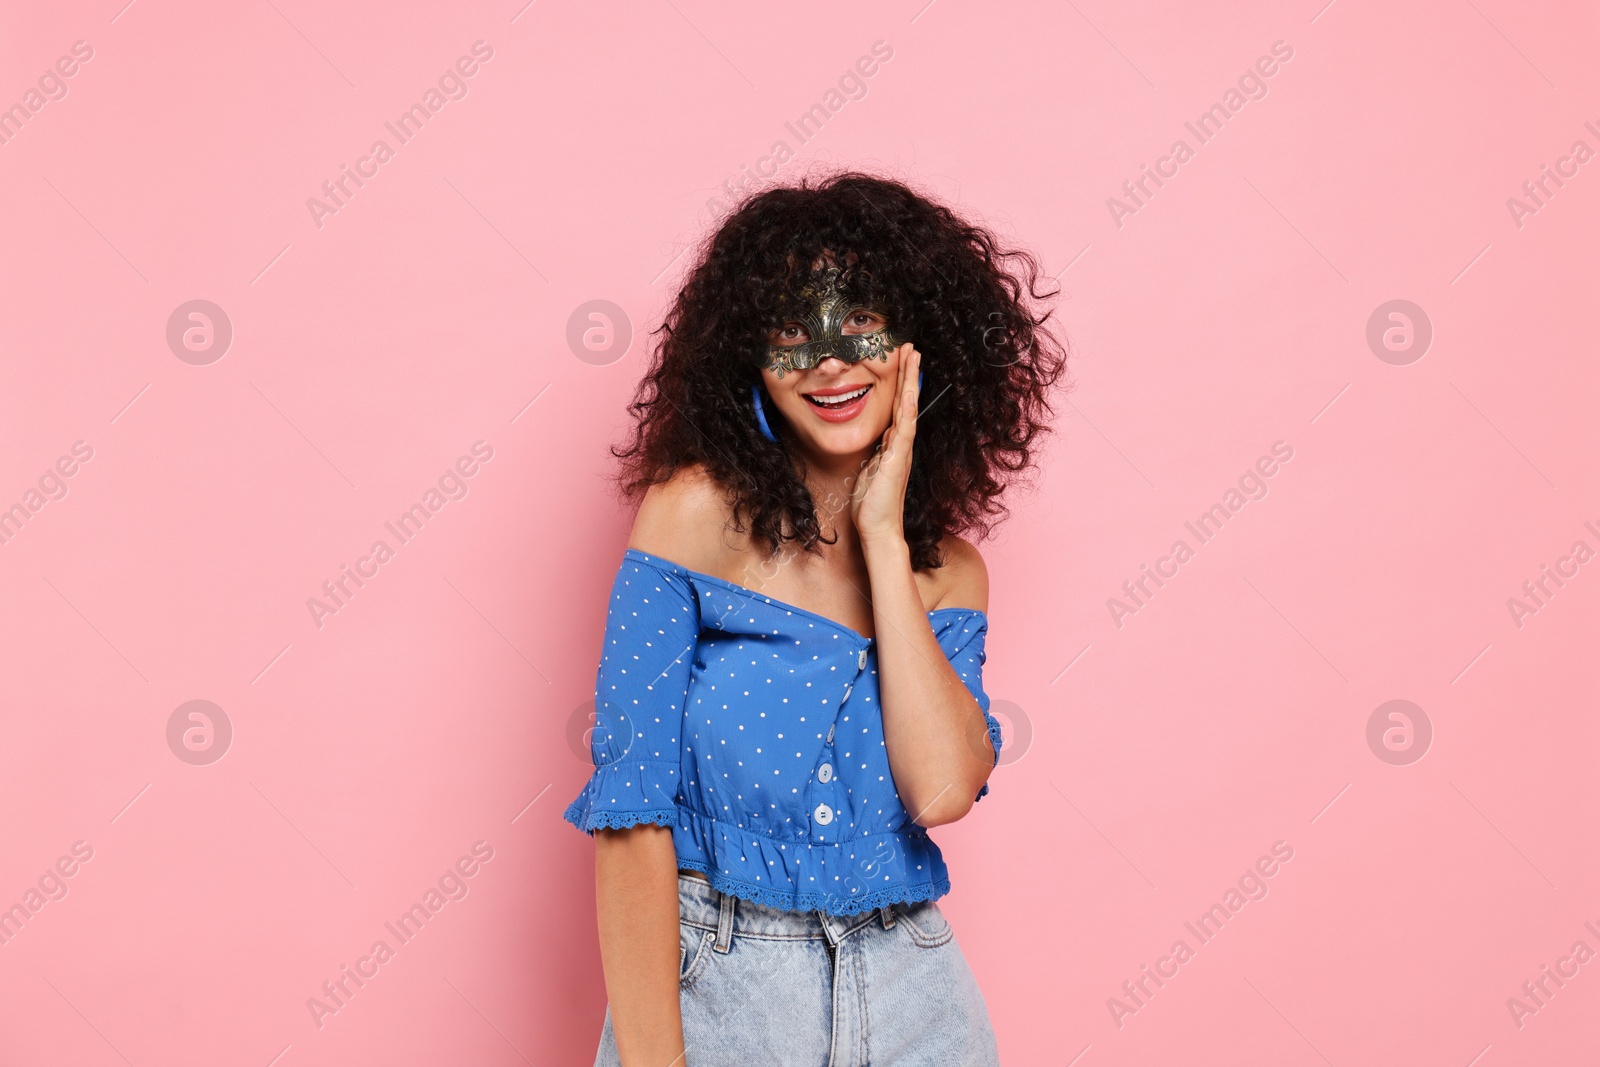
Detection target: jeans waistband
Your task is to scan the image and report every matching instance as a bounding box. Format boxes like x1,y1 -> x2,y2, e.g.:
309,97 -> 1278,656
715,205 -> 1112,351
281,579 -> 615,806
677,874 -> 900,950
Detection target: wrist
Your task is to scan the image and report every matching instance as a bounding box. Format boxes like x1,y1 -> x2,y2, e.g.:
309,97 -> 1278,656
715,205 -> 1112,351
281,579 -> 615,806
861,531 -> 910,564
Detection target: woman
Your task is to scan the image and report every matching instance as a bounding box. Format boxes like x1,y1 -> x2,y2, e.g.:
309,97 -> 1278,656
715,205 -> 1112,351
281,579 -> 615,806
564,171 -> 1069,1065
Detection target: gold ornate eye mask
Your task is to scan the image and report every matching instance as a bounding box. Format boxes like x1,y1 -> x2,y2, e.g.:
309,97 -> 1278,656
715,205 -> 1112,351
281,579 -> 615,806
760,266 -> 901,378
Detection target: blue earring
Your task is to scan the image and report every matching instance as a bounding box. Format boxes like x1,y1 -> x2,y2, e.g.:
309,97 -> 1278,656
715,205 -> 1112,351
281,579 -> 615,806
753,371 -> 923,445
752,383 -> 778,443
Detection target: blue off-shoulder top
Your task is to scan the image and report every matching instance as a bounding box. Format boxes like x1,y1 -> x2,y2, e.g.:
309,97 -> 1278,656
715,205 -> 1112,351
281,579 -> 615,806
563,548 -> 1003,916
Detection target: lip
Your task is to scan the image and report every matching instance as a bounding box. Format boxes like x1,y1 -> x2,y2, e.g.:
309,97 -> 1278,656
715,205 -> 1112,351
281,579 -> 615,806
802,382 -> 873,422
806,382 -> 872,397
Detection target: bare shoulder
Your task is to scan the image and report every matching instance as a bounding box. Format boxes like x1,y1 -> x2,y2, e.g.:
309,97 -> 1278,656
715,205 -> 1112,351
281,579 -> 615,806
929,534 -> 989,614
625,462 -> 736,573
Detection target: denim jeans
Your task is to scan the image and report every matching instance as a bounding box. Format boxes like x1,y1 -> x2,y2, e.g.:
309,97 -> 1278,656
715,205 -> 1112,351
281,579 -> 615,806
591,873 -> 1000,1066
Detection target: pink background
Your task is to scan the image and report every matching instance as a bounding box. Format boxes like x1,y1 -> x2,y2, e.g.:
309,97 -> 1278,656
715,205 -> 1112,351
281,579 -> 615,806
2,0 -> 1596,1063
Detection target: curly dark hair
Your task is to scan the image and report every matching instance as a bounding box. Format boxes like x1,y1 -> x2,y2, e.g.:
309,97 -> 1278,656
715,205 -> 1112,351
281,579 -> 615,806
610,170 -> 1072,572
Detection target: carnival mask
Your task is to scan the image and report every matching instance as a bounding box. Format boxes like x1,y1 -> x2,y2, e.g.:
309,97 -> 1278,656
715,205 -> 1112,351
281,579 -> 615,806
759,266 -> 902,378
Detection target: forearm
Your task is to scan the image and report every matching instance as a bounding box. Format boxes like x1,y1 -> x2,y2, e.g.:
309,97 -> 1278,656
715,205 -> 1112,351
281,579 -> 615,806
864,536 -> 994,824
595,825 -> 686,1067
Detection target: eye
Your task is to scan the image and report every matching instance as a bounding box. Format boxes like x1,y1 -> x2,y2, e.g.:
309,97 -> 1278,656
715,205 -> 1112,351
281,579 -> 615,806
768,323 -> 809,346
842,310 -> 886,335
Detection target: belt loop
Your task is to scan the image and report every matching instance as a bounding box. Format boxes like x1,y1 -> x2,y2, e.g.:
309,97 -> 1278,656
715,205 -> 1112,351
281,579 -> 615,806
879,905 -> 896,929
714,890 -> 736,953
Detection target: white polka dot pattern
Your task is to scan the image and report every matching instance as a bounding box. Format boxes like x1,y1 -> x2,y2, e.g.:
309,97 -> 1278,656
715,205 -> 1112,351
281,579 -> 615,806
562,549 -> 1003,916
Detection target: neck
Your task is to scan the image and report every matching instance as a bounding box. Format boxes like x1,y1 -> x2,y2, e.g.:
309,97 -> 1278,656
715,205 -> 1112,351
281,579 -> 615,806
790,441 -> 877,540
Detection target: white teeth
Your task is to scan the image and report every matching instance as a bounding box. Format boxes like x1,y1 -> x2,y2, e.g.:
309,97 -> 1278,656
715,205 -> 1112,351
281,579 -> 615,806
809,385 -> 870,406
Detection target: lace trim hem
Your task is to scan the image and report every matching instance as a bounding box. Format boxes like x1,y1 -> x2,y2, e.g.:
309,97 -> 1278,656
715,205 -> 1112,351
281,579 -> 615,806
563,805 -> 677,835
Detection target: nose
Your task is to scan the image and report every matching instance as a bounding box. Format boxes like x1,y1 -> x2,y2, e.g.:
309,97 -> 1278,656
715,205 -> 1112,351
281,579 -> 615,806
811,351 -> 852,375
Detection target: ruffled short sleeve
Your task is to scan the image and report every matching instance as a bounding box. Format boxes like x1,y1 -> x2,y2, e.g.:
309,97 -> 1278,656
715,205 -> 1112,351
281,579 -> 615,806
562,554 -> 701,835
933,611 -> 1003,802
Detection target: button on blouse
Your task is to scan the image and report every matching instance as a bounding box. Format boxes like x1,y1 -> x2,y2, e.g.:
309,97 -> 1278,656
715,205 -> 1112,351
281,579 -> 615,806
563,548 -> 1004,916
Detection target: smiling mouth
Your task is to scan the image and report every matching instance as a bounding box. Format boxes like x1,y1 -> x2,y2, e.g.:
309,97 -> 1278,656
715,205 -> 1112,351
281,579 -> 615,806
804,384 -> 872,408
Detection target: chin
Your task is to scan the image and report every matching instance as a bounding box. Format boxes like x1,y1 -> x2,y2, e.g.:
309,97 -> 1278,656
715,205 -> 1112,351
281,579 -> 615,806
793,416 -> 889,456
809,430 -> 881,456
